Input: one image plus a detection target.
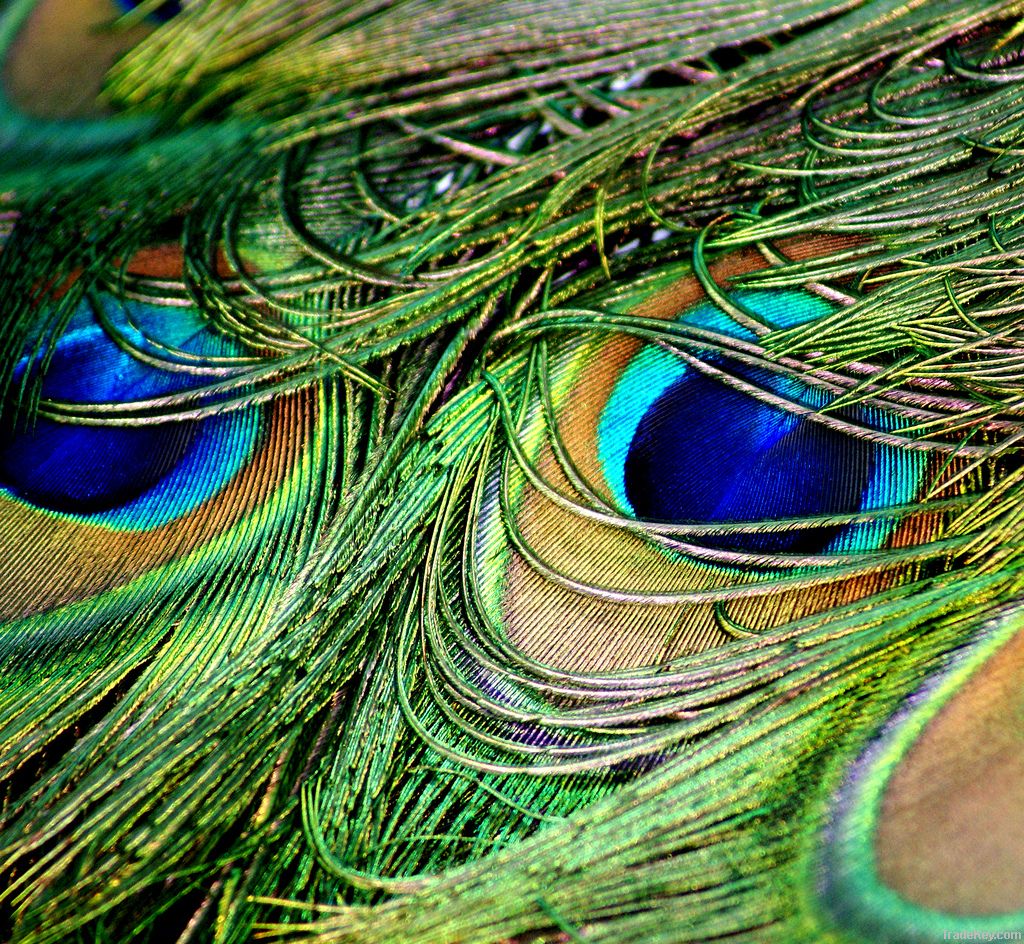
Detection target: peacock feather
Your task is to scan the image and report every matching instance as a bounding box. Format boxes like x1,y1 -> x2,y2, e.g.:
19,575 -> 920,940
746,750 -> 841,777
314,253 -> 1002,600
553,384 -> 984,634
2,1 -> 1024,941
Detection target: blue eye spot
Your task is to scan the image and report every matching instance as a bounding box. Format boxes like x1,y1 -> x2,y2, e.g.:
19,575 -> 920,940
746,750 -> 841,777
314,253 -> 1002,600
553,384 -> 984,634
115,0 -> 183,23
0,330 -> 200,514
623,367 -> 874,554
598,289 -> 926,557
0,297 -> 257,527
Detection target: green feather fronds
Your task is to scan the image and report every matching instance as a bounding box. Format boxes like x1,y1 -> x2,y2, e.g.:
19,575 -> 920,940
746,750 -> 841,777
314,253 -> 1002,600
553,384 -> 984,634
3,1 -> 1024,942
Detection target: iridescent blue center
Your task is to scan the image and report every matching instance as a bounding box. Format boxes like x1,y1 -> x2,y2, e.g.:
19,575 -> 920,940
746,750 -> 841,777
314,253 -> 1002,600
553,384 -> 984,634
115,0 -> 182,23
0,297 -> 257,527
0,330 -> 199,513
623,366 -> 873,554
597,289 -> 925,557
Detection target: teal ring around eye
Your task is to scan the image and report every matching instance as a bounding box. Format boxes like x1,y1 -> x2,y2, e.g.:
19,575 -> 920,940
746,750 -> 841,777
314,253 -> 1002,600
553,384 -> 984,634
93,404 -> 259,531
596,289 -> 926,556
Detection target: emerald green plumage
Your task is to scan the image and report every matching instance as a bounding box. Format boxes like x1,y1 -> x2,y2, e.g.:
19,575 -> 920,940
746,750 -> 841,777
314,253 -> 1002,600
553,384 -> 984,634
3,1 -> 1024,942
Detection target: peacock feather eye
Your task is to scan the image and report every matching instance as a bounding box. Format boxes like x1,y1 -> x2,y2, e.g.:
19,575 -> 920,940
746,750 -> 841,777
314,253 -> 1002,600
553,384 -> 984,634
0,242 -> 334,622
0,294 -> 256,521
466,239 -> 951,672
599,288 -> 924,556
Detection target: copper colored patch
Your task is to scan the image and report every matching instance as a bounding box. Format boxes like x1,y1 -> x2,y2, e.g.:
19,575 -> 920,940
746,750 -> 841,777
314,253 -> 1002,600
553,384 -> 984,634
0,391 -> 312,620
876,627 -> 1024,914
4,0 -> 150,118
